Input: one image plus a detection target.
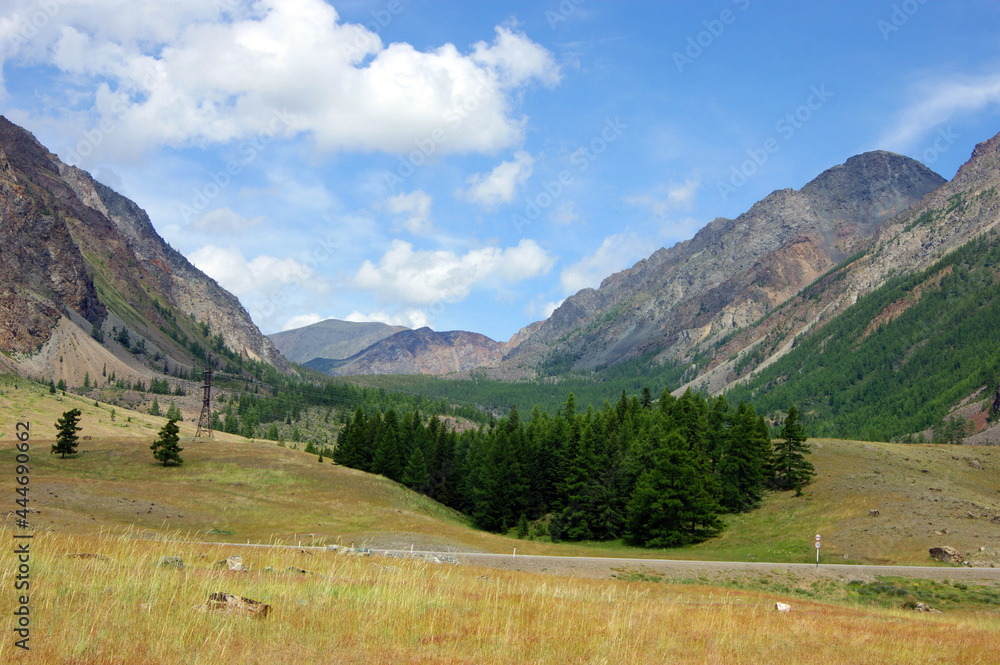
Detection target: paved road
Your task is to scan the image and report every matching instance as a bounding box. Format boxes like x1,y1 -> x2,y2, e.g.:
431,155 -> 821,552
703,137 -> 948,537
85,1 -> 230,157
203,539 -> 1000,582
377,550 -> 1000,582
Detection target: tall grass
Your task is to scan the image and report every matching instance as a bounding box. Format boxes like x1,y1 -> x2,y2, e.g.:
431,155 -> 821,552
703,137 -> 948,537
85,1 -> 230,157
1,527 -> 996,664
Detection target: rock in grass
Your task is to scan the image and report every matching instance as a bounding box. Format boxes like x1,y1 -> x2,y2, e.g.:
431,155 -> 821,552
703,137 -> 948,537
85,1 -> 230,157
929,546 -> 963,563
215,555 -> 248,572
157,555 -> 184,569
203,592 -> 270,620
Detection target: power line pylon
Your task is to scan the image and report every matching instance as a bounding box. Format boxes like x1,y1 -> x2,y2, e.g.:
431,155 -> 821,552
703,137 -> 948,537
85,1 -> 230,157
195,358 -> 213,438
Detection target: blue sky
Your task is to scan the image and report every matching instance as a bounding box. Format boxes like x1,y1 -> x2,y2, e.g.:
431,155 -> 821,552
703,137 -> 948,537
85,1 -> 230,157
2,0 -> 998,341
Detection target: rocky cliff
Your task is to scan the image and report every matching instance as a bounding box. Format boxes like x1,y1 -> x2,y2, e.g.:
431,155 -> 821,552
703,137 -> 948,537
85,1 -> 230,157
500,151 -> 946,377
0,116 -> 289,387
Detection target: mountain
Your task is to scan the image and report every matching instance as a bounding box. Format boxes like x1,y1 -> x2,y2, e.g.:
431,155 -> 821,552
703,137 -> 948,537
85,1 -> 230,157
499,151 -> 946,377
0,116 -> 289,387
305,327 -> 505,376
269,318 -> 408,364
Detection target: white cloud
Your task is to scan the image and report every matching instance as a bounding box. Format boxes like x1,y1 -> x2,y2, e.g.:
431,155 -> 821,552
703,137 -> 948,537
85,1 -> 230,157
625,177 -> 700,218
354,238 -> 555,305
345,309 -> 428,329
188,207 -> 264,234
560,233 -> 659,294
549,201 -> 579,226
188,244 -> 324,296
880,70 -> 1000,150
2,1 -> 560,160
381,190 -> 433,234
281,313 -> 325,331
460,150 -> 535,208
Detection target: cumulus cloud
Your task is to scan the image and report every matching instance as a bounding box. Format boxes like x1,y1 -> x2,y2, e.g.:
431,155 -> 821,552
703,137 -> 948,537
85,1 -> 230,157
460,150 -> 535,208
1,1 -> 560,160
354,238 -> 555,305
344,309 -> 428,329
625,177 -> 701,218
381,190 -> 433,234
187,207 -> 264,234
188,244 -> 325,296
281,313 -> 325,331
560,233 -> 659,294
879,70 -> 1000,150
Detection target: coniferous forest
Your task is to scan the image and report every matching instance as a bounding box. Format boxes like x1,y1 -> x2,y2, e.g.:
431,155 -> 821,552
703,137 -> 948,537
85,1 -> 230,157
335,389 -> 810,547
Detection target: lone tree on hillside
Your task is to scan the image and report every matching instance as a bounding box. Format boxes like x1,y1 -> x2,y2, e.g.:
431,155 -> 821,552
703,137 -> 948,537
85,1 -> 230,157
52,408 -> 82,458
151,418 -> 184,466
771,406 -> 815,496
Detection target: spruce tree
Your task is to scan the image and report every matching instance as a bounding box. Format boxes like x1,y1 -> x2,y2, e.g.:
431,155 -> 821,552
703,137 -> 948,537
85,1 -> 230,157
717,402 -> 770,513
772,406 -> 814,495
401,445 -> 430,493
149,398 -> 161,416
52,408 -> 82,458
151,418 -> 184,466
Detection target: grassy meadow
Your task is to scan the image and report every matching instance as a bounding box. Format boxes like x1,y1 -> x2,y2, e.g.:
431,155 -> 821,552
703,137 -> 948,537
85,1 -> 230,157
1,528 -> 999,664
2,377 -> 999,662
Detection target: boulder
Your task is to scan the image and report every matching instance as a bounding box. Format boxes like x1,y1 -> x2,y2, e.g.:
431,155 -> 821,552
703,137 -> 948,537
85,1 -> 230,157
203,592 -> 270,620
215,555 -> 247,572
929,546 -> 963,563
157,555 -> 184,569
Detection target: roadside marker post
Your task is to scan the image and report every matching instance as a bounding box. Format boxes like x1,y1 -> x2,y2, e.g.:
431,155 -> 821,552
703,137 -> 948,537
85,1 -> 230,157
815,534 -> 821,567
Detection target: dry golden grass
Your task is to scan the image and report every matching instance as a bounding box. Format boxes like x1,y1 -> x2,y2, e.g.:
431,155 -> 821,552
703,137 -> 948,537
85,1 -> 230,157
1,528 -> 997,665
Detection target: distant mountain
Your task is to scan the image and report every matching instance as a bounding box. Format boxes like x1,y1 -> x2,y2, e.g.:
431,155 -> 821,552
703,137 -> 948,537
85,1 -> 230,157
499,150 -> 946,378
269,318 -> 408,364
305,327 -> 505,376
0,116 -> 289,388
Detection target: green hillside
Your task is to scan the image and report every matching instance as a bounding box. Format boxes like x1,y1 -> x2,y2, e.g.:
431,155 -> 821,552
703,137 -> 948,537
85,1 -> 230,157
727,230 -> 1000,441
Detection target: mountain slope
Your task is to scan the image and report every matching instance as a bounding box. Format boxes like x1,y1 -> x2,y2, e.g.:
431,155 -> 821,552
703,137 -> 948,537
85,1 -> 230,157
501,151 -> 946,377
269,318 -> 408,364
0,116 -> 289,386
306,327 -> 505,376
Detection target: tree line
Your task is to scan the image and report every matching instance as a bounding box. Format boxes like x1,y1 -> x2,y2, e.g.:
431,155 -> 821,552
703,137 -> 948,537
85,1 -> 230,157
335,389 -> 813,547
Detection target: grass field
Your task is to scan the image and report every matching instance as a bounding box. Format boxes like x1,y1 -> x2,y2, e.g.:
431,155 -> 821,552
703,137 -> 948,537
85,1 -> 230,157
2,377 -> 999,662
2,528 -> 999,664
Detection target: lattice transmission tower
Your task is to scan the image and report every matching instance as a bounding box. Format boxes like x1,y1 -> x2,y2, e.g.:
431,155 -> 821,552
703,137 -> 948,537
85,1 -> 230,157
195,358 -> 213,438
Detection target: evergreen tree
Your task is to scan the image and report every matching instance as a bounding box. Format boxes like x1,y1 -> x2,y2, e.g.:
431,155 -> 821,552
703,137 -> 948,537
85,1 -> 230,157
149,398 -> 161,417
624,427 -> 721,547
150,418 -> 184,466
401,445 -> 430,493
52,408 -> 82,458
771,406 -> 814,495
717,401 -> 770,512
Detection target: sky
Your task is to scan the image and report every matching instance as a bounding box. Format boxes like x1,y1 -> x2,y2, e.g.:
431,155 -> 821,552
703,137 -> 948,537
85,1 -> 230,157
1,0 -> 999,341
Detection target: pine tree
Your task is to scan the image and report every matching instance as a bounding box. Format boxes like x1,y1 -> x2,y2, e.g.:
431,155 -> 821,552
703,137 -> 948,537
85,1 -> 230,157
149,398 -> 161,416
151,418 -> 184,466
717,401 -> 770,512
52,408 -> 82,458
401,445 -> 430,493
772,406 -> 814,495
624,427 -> 722,547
